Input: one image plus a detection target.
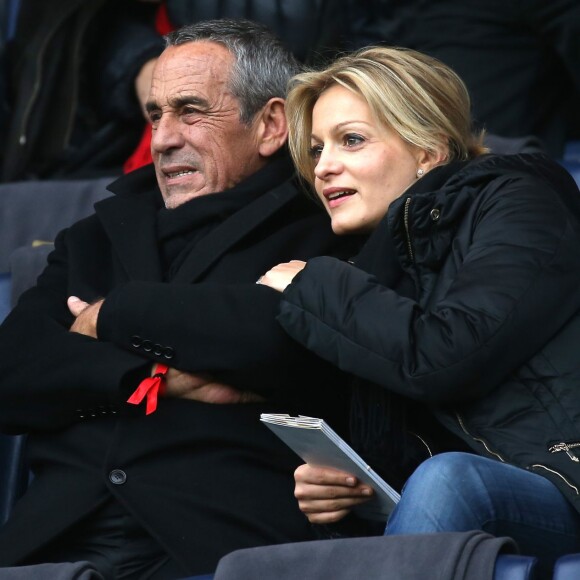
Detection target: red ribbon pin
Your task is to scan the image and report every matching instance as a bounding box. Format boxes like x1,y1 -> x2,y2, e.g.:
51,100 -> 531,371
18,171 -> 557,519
127,363 -> 169,415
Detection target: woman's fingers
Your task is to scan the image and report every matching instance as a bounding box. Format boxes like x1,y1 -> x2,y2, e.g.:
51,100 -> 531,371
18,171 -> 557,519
294,464 -> 374,523
258,260 -> 307,292
294,463 -> 362,487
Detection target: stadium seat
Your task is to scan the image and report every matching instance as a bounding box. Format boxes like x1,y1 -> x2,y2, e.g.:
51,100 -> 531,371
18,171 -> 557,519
560,140 -> 580,187
210,533 -> 538,580
0,434 -> 27,526
0,177 -> 114,526
553,553 -> 580,580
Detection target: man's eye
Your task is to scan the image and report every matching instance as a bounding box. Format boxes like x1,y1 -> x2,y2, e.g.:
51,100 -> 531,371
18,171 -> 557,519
148,112 -> 161,124
344,134 -> 364,147
183,106 -> 201,116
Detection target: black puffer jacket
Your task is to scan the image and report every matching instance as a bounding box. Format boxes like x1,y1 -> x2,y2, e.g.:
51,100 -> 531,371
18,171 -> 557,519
278,153 -> 580,512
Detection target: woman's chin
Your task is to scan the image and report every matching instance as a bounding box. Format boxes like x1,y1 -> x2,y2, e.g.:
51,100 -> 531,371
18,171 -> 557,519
331,218 -> 370,237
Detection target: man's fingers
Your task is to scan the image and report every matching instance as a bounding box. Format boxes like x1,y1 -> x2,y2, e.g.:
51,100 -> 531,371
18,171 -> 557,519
67,296 -> 89,317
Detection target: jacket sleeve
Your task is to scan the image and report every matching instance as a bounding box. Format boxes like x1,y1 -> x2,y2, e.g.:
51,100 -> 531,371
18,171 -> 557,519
97,280 -> 332,395
277,176 -> 580,404
0,229 -> 149,433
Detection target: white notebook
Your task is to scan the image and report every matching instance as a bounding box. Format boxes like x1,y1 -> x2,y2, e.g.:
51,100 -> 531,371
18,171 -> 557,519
260,413 -> 400,521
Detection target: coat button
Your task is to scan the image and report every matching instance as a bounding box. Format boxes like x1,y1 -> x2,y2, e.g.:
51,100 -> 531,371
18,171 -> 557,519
430,208 -> 441,221
109,469 -> 127,485
163,347 -> 175,360
131,335 -> 142,348
153,343 -> 164,356
142,340 -> 153,352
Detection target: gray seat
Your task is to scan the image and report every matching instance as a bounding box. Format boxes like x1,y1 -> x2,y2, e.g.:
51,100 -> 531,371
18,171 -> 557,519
0,176 -> 114,525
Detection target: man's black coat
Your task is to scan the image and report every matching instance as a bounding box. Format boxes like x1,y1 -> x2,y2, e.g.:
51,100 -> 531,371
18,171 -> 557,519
0,159 -> 356,575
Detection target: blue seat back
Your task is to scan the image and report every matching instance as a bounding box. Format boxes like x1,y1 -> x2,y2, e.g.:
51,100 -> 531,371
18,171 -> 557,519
0,433 -> 27,525
493,554 -> 537,580
560,140 -> 580,188
553,553 -> 580,580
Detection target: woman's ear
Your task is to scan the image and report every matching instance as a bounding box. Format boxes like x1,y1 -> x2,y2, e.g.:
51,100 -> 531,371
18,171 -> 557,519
416,144 -> 449,174
256,98 -> 288,158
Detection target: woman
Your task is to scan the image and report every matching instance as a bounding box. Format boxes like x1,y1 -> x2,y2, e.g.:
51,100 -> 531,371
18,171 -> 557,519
259,46 -> 580,573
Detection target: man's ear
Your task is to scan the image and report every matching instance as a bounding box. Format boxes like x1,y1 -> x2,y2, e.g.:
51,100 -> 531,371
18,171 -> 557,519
256,98 -> 288,158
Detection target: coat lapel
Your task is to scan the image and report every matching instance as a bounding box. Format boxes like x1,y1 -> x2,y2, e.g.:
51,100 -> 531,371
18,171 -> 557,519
171,179 -> 298,283
95,191 -> 163,282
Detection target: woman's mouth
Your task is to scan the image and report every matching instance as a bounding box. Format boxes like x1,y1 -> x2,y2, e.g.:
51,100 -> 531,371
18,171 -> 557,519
325,188 -> 356,208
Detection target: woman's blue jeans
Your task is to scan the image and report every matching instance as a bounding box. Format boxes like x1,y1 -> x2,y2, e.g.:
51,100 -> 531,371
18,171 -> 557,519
385,452 -> 580,576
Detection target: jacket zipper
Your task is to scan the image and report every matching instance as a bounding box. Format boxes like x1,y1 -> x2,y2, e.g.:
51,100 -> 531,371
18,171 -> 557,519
456,413 -> 506,462
403,197 -> 414,262
410,431 -> 433,458
17,4 -> 90,154
457,414 -> 580,494
61,6 -> 100,148
548,442 -> 580,463
18,38 -> 49,148
529,464 -> 580,495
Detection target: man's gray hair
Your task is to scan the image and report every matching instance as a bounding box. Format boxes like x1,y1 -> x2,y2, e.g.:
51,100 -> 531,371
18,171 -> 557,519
165,19 -> 301,125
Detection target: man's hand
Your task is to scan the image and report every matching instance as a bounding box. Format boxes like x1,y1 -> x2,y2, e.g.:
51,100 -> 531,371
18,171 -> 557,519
258,260 -> 306,293
294,464 -> 374,524
68,296 -> 103,338
164,367 -> 264,404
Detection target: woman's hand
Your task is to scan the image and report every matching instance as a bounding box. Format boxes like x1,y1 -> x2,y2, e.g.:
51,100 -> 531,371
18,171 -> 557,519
258,260 -> 306,293
294,463 -> 374,524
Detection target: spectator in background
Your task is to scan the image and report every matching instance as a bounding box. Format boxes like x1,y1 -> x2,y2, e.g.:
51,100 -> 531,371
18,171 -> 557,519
0,0 -> 347,182
0,0 -> 158,182
346,0 -> 580,158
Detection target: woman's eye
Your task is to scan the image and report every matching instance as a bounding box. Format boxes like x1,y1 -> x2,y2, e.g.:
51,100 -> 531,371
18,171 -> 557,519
344,134 -> 364,147
309,145 -> 323,160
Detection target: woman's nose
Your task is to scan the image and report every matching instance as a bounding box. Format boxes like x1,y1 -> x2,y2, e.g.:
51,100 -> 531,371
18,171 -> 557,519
313,146 -> 342,180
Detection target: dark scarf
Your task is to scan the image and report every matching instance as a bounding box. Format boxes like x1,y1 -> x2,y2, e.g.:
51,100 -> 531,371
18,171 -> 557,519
156,154 -> 294,279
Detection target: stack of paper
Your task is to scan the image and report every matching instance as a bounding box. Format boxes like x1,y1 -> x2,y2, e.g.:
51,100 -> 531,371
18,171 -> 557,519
260,413 -> 400,521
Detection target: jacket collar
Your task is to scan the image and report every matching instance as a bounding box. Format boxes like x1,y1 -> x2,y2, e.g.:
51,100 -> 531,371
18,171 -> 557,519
384,153 -> 580,271
96,163 -> 163,280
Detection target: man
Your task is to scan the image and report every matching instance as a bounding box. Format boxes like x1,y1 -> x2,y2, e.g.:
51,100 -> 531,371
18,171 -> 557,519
0,20 -> 356,578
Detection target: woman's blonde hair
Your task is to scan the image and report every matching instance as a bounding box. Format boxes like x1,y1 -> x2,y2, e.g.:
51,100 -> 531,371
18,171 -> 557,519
286,46 -> 488,186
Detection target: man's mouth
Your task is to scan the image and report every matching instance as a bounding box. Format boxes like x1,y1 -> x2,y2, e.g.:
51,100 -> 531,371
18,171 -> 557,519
166,169 -> 197,179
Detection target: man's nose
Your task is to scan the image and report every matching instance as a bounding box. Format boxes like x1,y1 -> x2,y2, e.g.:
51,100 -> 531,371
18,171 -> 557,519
151,114 -> 185,153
